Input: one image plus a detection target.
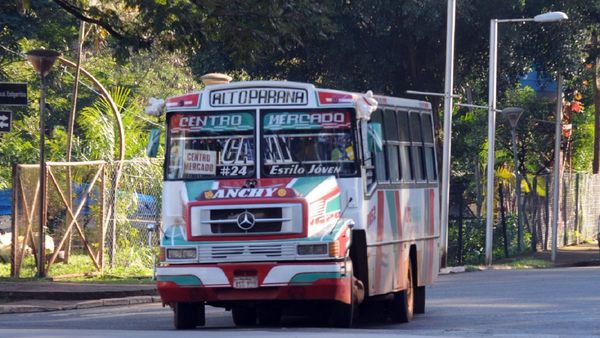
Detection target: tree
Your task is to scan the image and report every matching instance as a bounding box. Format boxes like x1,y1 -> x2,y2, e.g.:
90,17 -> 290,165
49,0 -> 335,60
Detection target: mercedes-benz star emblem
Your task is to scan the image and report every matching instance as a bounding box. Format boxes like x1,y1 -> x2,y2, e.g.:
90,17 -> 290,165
236,211 -> 256,231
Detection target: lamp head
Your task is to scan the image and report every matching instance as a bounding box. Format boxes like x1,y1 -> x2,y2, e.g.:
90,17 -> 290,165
25,49 -> 61,76
200,73 -> 232,86
533,11 -> 568,23
501,107 -> 524,129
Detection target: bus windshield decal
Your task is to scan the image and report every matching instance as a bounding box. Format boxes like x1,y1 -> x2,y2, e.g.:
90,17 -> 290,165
261,109 -> 358,178
167,111 -> 255,180
183,150 -> 217,175
264,110 -> 351,131
171,112 -> 253,132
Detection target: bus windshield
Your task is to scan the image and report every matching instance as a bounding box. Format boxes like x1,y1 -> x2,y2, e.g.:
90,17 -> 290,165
261,109 -> 358,177
166,111 -> 255,180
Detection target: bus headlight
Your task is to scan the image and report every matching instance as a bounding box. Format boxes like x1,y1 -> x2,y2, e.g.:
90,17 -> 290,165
166,247 -> 197,260
297,244 -> 328,255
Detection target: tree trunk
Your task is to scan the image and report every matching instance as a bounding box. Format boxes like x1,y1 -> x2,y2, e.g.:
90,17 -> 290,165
64,21 -> 85,264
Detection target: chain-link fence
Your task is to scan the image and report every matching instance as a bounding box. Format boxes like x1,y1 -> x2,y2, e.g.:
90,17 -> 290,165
10,158 -> 163,278
103,159 -> 163,271
448,173 -> 600,266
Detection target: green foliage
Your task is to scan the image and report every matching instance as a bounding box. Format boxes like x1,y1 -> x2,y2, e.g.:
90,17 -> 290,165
0,254 -> 152,279
1,0 -> 599,278
114,221 -> 156,271
448,214 -> 534,266
499,258 -> 553,269
76,86 -> 150,160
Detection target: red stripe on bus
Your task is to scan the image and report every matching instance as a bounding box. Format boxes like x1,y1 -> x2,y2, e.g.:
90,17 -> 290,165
395,191 -> 402,238
429,189 -> 436,282
374,190 -> 385,293
395,191 -> 403,288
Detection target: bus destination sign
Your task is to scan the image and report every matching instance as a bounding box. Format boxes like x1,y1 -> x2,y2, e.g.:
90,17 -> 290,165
210,87 -> 308,107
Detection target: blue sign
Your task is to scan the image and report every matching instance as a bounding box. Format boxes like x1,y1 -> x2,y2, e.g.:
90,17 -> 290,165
0,82 -> 27,106
0,111 -> 12,133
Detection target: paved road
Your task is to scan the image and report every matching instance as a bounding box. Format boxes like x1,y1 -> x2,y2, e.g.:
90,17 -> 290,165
1,266 -> 599,337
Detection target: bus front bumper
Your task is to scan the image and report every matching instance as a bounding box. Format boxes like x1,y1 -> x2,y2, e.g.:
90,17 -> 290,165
155,261 -> 351,304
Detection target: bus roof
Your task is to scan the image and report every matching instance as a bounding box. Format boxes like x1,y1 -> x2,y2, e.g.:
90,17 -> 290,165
165,80 -> 431,113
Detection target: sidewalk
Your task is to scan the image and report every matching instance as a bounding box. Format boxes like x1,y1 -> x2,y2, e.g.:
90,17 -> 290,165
532,242 -> 600,267
441,242 -> 600,274
0,280 -> 159,314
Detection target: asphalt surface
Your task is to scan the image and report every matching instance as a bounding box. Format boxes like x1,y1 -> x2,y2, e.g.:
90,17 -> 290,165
0,242 -> 598,315
2,266 -> 600,337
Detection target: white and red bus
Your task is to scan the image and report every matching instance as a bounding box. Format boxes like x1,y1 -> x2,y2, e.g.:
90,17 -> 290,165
156,75 -> 439,329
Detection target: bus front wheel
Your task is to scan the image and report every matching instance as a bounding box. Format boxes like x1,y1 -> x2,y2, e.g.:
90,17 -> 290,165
257,305 -> 282,326
173,302 -> 205,330
330,270 -> 359,327
389,262 -> 414,323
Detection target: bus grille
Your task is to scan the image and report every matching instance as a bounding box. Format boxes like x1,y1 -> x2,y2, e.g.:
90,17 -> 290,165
209,208 -> 282,233
197,242 -> 297,262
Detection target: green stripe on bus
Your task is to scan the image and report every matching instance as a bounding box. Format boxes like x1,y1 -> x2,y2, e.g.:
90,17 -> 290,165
291,176 -> 328,196
386,190 -> 398,238
157,275 -> 202,286
185,181 -> 215,200
325,195 -> 341,213
290,272 -> 343,284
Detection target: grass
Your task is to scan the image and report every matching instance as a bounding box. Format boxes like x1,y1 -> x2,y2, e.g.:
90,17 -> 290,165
0,254 -> 154,283
500,258 -> 553,269
463,258 -> 553,272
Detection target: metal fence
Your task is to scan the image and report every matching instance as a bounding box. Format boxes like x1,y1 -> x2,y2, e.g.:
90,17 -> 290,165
448,173 -> 600,266
10,158 -> 163,278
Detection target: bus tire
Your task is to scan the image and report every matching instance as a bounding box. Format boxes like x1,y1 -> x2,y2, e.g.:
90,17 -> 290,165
414,285 -> 426,314
389,261 -> 414,323
330,270 -> 357,327
232,306 -> 257,326
330,297 -> 355,328
257,305 -> 282,326
174,302 -> 204,330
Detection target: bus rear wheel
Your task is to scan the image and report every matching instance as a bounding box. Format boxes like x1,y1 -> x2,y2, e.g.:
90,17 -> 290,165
414,285 -> 426,314
174,302 -> 205,330
389,262 -> 414,323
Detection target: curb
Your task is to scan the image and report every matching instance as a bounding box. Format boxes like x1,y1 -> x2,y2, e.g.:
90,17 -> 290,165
439,260 -> 600,275
0,296 -> 162,315
0,289 -> 158,301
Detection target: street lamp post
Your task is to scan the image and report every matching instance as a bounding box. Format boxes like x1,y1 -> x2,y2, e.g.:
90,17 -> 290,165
439,0 -> 457,268
551,74 -> 563,262
501,107 -> 524,251
485,11 -> 567,266
26,49 -> 61,278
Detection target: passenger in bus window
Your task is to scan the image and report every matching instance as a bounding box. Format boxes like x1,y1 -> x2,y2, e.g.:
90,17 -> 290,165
168,143 -> 181,179
331,134 -> 354,161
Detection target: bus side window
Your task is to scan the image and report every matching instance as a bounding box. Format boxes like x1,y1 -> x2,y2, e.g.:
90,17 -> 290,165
397,110 -> 413,182
422,114 -> 437,181
410,112 -> 427,181
384,109 -> 400,182
369,109 -> 388,183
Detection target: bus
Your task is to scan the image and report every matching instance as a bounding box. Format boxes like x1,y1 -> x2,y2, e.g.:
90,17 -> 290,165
156,74 -> 440,329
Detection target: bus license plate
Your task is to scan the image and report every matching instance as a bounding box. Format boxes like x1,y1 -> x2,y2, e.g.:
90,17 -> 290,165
233,276 -> 258,289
